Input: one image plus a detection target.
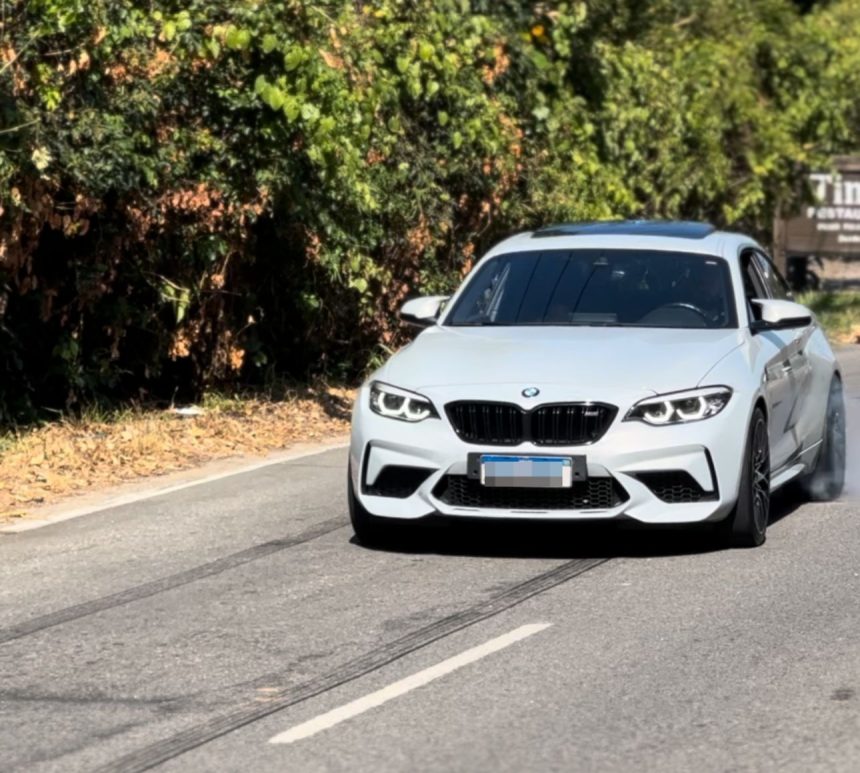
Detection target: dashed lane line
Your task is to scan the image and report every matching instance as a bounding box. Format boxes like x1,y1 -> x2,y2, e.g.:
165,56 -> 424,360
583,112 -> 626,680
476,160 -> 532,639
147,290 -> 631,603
269,623 -> 552,745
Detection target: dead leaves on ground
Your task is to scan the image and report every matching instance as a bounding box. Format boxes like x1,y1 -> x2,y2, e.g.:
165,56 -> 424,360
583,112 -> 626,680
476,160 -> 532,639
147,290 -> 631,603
840,324 -> 860,345
0,387 -> 353,518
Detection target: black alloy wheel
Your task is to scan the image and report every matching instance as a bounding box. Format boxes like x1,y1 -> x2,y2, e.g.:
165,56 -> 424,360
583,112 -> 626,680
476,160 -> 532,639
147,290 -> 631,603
718,407 -> 770,548
750,414 -> 771,538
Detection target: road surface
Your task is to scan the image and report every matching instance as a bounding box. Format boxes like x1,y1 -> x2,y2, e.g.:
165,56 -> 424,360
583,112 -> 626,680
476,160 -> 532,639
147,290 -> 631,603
1,351 -> 859,773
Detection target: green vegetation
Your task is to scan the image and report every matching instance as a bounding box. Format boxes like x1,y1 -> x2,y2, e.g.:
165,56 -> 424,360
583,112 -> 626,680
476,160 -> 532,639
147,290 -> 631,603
2,1 -> 860,424
798,291 -> 860,343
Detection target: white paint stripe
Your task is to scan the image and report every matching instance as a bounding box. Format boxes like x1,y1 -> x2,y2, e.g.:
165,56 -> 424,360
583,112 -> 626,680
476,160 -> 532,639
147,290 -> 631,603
0,440 -> 348,534
269,622 -> 551,746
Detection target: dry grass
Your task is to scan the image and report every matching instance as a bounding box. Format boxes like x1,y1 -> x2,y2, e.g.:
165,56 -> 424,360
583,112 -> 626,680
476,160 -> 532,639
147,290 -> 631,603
0,385 -> 353,518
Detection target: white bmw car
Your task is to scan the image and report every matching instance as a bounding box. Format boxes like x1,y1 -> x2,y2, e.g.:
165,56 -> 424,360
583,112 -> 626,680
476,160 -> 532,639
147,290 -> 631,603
349,221 -> 845,548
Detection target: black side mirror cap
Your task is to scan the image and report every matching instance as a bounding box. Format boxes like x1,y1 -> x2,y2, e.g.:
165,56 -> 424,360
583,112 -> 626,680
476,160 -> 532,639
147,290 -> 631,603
398,312 -> 436,328
750,316 -> 812,333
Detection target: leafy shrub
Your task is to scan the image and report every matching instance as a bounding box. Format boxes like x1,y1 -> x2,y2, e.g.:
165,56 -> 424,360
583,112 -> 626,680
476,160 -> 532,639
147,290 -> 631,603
1,0 -> 859,423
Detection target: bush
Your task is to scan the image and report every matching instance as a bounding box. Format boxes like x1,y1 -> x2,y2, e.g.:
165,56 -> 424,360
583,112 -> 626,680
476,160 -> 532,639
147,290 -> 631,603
1,0 -> 859,423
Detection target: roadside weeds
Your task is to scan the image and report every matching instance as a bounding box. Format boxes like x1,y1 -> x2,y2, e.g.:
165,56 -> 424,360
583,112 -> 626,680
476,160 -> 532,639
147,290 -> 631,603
799,290 -> 860,344
0,386 -> 354,520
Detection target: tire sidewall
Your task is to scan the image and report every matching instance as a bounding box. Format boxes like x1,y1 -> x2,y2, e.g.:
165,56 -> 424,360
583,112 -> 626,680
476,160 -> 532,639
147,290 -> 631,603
721,406 -> 769,547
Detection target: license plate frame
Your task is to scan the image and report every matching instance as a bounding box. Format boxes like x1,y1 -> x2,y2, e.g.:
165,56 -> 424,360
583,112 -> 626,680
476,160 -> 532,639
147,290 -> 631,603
467,453 -> 587,489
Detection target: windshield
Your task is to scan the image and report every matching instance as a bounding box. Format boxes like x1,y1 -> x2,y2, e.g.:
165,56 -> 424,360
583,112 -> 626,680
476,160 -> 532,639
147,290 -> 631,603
445,249 -> 737,329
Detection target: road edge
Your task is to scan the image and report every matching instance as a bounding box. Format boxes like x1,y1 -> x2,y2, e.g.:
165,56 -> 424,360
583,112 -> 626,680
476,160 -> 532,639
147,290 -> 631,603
0,437 -> 349,535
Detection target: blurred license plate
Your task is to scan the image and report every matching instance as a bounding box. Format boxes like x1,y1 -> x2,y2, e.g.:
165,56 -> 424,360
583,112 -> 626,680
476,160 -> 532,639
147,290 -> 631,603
480,455 -> 573,489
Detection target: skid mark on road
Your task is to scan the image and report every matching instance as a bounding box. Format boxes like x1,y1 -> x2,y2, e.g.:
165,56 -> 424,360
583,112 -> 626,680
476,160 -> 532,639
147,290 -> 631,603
93,556 -> 608,773
0,516 -> 347,646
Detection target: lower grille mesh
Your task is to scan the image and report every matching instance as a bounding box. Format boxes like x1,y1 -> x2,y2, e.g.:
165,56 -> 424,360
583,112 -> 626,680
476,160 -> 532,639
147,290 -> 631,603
433,475 -> 627,511
634,471 -> 715,503
364,466 -> 433,499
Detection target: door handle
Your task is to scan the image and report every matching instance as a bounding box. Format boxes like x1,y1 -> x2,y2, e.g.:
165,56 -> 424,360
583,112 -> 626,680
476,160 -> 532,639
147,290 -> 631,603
781,362 -> 793,374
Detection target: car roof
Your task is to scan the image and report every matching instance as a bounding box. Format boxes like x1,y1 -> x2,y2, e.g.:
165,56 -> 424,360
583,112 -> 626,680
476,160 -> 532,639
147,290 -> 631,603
533,220 -> 715,239
483,221 -> 758,261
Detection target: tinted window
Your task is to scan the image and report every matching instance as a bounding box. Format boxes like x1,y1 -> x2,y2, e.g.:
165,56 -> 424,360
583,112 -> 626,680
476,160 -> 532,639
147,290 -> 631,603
741,252 -> 767,301
446,250 -> 737,329
753,251 -> 791,300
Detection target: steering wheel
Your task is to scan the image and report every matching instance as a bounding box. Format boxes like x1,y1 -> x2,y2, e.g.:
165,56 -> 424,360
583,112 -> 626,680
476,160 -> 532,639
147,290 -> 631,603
656,302 -> 710,323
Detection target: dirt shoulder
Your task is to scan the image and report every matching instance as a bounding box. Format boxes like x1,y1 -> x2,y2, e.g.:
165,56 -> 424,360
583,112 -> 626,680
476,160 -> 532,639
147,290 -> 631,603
0,386 -> 353,524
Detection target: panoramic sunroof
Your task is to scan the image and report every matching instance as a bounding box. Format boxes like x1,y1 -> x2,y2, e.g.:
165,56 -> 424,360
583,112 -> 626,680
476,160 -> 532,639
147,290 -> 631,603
532,220 -> 716,239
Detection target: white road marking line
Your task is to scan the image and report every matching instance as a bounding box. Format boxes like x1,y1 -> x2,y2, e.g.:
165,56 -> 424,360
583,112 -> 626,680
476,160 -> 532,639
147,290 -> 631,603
269,622 -> 552,746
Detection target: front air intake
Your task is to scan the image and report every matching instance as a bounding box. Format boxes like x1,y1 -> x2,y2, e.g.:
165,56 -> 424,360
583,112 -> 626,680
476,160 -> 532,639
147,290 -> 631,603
363,466 -> 433,499
634,471 -> 716,503
433,475 -> 628,510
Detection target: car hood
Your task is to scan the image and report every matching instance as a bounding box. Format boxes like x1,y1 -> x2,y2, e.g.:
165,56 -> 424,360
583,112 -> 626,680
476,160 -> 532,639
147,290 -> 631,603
377,325 -> 745,396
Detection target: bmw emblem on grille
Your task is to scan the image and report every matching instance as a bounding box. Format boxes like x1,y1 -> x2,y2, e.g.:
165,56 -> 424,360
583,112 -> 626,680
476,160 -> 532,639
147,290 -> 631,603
522,387 -> 540,398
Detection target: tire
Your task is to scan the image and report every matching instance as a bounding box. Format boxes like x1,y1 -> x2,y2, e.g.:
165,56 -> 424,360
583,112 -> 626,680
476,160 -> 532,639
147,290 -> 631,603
718,407 -> 770,548
348,466 -> 400,547
801,376 -> 846,501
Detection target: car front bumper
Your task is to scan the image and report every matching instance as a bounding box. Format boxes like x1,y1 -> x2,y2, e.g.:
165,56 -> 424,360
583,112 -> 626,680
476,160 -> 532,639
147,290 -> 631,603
349,384 -> 750,525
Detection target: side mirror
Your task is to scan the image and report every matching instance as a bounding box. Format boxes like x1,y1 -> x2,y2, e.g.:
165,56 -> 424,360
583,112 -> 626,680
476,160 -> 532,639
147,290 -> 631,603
399,295 -> 449,328
750,299 -> 813,333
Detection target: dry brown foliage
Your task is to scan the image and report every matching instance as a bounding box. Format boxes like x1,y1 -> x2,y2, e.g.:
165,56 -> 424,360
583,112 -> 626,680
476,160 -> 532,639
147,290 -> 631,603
482,44 -> 510,85
842,324 -> 860,344
0,387 -> 353,518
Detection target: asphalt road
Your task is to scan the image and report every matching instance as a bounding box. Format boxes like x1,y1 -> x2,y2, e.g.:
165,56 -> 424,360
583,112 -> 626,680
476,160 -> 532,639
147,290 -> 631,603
2,352 -> 859,773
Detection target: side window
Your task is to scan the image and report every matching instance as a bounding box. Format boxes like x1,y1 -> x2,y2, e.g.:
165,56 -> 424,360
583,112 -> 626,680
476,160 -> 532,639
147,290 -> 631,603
448,254 -> 535,324
753,251 -> 791,300
740,250 -> 767,322
741,251 -> 767,299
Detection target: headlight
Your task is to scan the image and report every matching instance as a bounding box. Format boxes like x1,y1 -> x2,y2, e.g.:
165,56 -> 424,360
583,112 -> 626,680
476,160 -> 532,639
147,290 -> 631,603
625,386 -> 732,426
369,382 -> 439,422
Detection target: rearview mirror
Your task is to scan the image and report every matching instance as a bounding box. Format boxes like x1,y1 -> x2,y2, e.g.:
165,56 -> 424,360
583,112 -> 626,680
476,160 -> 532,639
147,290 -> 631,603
399,295 -> 449,328
750,299 -> 813,332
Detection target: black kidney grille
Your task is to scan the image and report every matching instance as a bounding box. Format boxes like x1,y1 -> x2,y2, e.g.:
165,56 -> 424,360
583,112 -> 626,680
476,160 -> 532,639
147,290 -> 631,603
634,471 -> 717,504
446,401 -> 616,446
433,475 -> 628,511
445,402 -> 524,445
531,404 -> 617,446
